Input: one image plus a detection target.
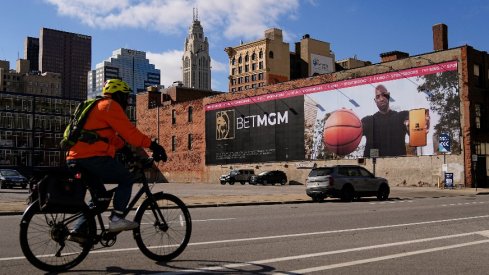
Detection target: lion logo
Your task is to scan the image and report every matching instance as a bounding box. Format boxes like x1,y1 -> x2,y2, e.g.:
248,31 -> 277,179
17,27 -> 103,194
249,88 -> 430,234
216,110 -> 235,140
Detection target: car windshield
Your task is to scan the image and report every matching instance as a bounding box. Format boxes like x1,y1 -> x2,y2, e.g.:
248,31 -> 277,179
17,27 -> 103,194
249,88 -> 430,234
308,168 -> 332,177
258,171 -> 269,176
229,170 -> 239,176
0,170 -> 21,176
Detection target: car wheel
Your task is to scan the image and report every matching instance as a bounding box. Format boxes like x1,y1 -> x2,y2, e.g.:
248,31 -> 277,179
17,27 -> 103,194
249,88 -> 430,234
377,184 -> 390,201
341,185 -> 354,202
280,179 -> 286,185
220,181 -> 226,185
240,181 -> 246,185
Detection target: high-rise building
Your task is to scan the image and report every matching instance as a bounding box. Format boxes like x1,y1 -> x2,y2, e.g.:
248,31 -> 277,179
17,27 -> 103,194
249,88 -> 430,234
87,48 -> 160,99
24,37 -> 39,72
182,9 -> 211,90
39,27 -> 91,100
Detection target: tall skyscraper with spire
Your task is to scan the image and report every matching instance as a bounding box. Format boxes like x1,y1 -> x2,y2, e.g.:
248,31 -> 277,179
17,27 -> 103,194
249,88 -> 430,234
182,8 -> 211,90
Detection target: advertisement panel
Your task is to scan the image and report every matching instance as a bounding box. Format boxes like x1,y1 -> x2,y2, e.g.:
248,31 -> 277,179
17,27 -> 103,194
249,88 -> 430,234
205,97 -> 305,164
310,54 -> 334,76
205,61 -> 460,164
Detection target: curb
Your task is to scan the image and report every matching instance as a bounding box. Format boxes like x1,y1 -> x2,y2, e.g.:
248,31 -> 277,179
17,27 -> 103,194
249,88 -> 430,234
3,191 -> 485,216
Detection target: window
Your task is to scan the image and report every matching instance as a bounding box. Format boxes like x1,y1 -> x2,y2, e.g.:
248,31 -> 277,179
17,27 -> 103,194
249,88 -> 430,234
475,104 -> 481,129
188,134 -> 193,150
269,51 -> 274,59
474,64 -> 480,76
245,54 -> 249,62
172,109 -> 176,124
238,66 -> 242,73
258,73 -> 264,80
245,76 -> 250,83
252,63 -> 256,70
172,136 -> 177,151
259,61 -> 263,69
252,52 -> 256,60
188,106 -> 193,123
245,65 -> 249,72
238,56 -> 242,63
259,50 -> 263,59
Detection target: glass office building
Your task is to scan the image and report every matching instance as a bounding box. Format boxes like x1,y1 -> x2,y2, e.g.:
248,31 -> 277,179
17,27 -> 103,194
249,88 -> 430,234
87,48 -> 160,99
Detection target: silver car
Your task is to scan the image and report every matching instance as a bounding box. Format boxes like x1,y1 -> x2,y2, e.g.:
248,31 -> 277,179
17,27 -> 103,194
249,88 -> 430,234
305,165 -> 389,202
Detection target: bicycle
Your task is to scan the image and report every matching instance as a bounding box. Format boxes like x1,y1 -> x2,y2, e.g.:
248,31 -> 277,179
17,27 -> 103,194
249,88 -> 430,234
19,156 -> 192,272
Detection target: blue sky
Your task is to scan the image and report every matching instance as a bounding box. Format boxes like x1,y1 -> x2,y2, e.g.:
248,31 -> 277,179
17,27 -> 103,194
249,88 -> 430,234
1,0 -> 488,93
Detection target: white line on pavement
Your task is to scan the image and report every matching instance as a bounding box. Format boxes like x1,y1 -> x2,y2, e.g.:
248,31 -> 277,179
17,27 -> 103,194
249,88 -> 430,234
278,239 -> 489,274
2,215 -> 489,263
162,230 -> 489,274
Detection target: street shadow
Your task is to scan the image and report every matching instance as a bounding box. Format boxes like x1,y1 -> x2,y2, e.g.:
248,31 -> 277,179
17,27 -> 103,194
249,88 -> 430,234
157,259 -> 279,274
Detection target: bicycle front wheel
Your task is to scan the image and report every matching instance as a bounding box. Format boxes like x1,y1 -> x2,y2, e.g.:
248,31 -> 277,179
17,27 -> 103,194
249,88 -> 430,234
19,202 -> 95,272
133,193 -> 192,262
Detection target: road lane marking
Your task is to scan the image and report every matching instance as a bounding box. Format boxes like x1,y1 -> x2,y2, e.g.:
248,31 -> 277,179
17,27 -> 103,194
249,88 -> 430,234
278,239 -> 489,274
3,215 -> 489,262
161,230 -> 489,274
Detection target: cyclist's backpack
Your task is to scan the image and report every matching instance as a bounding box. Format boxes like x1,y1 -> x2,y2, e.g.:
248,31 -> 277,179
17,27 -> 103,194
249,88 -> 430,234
60,97 -> 108,150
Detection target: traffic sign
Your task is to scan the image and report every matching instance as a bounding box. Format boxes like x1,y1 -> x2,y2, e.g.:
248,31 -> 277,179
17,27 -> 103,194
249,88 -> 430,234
370,149 -> 379,158
444,172 -> 454,189
438,133 -> 451,153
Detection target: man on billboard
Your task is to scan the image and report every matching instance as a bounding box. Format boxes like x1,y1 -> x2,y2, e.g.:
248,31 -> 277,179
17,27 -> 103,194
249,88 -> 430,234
362,84 -> 430,157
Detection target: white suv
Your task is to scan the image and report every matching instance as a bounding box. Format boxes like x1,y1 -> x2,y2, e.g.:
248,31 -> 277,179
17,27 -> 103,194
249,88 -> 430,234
306,165 -> 389,202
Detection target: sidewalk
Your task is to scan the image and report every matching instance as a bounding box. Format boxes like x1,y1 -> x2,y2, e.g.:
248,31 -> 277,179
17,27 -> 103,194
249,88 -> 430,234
1,183 -> 488,215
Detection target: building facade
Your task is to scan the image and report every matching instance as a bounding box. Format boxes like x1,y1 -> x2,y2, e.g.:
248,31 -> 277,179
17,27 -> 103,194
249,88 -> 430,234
0,60 -> 62,97
0,91 -> 82,175
182,10 -> 211,90
136,24 -> 489,188
225,28 -> 290,93
87,48 -> 160,99
24,37 -> 39,72
38,27 -> 91,100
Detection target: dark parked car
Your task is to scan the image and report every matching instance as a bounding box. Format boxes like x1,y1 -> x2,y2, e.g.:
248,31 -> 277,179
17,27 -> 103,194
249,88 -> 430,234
0,169 -> 28,189
250,170 -> 287,185
306,165 -> 389,202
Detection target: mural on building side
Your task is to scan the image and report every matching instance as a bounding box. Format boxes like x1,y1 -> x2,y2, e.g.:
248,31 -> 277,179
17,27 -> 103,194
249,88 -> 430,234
205,61 -> 459,165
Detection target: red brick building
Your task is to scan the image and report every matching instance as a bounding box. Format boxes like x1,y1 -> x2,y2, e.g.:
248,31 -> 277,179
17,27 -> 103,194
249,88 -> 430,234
137,24 -> 489,188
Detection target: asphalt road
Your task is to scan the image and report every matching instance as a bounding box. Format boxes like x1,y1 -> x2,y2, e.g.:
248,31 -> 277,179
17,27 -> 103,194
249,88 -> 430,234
2,194 -> 489,274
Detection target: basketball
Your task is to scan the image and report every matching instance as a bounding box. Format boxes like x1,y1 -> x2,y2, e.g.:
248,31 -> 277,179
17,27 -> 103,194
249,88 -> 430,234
323,108 -> 363,155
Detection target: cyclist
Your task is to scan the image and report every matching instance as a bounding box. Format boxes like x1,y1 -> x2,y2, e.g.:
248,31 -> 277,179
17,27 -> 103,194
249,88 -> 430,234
66,79 -> 166,242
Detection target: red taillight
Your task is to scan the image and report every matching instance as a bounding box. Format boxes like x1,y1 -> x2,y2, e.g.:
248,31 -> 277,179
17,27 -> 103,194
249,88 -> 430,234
74,172 -> 82,179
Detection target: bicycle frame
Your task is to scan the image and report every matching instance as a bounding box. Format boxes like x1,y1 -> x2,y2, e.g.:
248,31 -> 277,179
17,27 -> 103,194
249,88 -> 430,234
88,167 -> 168,245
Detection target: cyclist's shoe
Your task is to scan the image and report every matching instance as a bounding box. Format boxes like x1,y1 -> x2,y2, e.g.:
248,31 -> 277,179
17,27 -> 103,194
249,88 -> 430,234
67,230 -> 88,244
108,218 -> 139,232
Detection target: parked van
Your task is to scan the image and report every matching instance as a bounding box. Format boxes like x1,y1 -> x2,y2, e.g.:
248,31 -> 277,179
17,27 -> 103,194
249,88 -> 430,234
220,169 -> 255,185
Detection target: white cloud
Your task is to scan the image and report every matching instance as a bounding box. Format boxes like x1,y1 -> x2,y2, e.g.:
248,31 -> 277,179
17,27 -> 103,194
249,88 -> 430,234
147,50 -> 183,88
44,0 -> 300,39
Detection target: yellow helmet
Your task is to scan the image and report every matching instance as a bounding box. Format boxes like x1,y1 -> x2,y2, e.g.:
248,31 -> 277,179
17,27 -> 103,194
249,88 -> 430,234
102,79 -> 132,94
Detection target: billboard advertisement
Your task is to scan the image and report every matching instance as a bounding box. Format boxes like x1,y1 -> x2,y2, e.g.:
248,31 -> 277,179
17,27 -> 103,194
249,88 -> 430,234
310,54 -> 334,76
205,61 -> 460,164
205,97 -> 305,164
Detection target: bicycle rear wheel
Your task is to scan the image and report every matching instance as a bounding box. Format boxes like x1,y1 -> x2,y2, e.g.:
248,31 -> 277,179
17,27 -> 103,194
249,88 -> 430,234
19,202 -> 95,272
133,193 -> 192,262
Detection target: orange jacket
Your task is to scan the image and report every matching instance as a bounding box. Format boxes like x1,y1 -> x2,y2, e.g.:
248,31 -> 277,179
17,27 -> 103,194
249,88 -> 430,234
66,97 -> 152,160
